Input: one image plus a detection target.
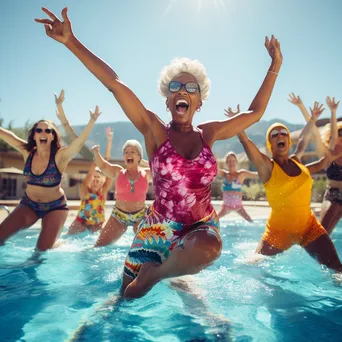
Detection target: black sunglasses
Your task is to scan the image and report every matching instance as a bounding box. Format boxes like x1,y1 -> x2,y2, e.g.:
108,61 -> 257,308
169,81 -> 200,94
35,128 -> 53,134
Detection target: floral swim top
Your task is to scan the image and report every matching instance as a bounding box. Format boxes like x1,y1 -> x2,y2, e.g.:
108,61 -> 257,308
150,124 -> 217,224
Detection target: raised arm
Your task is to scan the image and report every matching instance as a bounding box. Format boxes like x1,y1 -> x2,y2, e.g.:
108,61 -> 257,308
224,106 -> 273,184
55,89 -> 77,141
57,106 -> 101,170
0,126 -> 28,158
201,35 -> 282,144
35,8 -> 154,136
91,145 -> 122,180
79,163 -> 97,198
288,92 -> 328,157
104,127 -> 113,160
293,102 -> 324,161
55,89 -> 94,160
326,96 -> 340,151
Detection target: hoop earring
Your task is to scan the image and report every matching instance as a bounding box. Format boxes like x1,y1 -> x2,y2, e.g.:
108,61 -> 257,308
196,107 -> 201,112
166,107 -> 170,112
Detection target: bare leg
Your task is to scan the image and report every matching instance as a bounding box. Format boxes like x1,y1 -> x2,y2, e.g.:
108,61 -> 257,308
133,221 -> 142,234
95,216 -> 127,247
217,206 -> 232,219
123,227 -> 222,298
320,200 -> 342,235
0,204 -> 39,245
304,234 -> 342,272
236,207 -> 253,222
67,219 -> 86,235
36,209 -> 69,251
255,239 -> 284,256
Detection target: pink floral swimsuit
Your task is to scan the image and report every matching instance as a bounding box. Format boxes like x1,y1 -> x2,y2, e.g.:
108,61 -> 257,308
124,124 -> 220,279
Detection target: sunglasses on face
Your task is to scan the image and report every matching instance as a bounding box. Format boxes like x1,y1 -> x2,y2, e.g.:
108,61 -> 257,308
169,81 -> 200,94
270,128 -> 289,138
35,128 -> 53,134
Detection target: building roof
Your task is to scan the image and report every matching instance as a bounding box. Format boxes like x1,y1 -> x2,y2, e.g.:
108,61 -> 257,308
0,167 -> 23,174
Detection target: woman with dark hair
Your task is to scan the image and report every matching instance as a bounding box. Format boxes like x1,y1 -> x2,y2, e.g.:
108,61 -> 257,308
0,107 -> 100,251
36,7 -> 282,298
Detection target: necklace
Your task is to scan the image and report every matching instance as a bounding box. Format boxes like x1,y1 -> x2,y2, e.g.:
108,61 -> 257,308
127,171 -> 140,193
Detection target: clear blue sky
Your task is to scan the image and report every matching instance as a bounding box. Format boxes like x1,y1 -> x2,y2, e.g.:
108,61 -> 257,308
0,0 -> 341,128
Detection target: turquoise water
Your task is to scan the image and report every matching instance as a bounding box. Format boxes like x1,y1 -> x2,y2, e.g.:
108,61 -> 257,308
1,219 -> 342,342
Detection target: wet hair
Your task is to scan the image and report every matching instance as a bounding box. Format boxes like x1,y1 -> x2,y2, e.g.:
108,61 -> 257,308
122,139 -> 143,159
158,57 -> 211,101
23,120 -> 62,154
225,151 -> 238,161
321,122 -> 342,147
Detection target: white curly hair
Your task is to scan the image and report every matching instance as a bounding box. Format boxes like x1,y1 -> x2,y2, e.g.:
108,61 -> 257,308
158,57 -> 211,101
122,139 -> 143,160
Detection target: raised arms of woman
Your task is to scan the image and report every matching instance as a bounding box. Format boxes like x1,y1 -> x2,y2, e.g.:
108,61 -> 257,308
55,89 -> 94,160
57,106 -> 100,171
293,102 -> 325,161
202,35 -> 282,145
36,8 -> 156,136
0,127 -> 28,159
225,105 -> 273,184
326,96 -> 340,151
91,145 -> 122,180
288,93 -> 328,157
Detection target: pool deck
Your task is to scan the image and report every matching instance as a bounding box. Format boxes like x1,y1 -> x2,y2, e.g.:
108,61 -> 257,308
0,199 -> 322,221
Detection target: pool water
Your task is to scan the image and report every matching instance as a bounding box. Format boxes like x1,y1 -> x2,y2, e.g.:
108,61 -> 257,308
1,218 -> 342,342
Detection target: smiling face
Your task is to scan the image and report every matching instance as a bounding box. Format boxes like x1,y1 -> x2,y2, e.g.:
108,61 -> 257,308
166,72 -> 202,125
90,171 -> 106,192
123,146 -> 141,169
33,121 -> 55,149
269,126 -> 290,156
226,155 -> 238,171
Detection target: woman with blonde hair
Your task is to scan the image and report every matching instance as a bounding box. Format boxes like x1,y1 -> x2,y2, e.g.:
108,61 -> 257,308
289,93 -> 342,234
54,90 -> 114,234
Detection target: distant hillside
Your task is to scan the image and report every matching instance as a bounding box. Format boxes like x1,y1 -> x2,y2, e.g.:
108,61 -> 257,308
64,119 -> 305,159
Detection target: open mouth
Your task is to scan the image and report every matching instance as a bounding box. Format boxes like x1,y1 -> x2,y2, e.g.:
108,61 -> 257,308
175,99 -> 189,115
39,138 -> 48,144
277,141 -> 285,148
126,157 -> 134,164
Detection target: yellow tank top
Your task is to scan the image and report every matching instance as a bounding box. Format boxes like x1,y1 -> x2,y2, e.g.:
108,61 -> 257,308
264,158 -> 312,232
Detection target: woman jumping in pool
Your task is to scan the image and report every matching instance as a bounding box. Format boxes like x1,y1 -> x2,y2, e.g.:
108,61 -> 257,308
91,139 -> 151,247
36,7 -> 282,297
218,106 -> 259,222
231,102 -> 342,272
0,104 -> 100,250
54,89 -> 114,234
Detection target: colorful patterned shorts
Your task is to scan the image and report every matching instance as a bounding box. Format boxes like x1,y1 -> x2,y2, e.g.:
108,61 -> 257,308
124,206 -> 220,279
111,206 -> 146,226
20,193 -> 68,219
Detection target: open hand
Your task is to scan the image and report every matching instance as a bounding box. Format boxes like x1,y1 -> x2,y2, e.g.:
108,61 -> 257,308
54,89 -> 65,105
309,102 -> 325,121
288,92 -> 303,106
326,96 -> 340,112
265,35 -> 282,62
106,127 -> 114,139
224,104 -> 240,118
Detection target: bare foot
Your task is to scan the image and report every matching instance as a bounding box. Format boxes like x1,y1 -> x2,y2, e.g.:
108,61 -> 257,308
124,262 -> 160,298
